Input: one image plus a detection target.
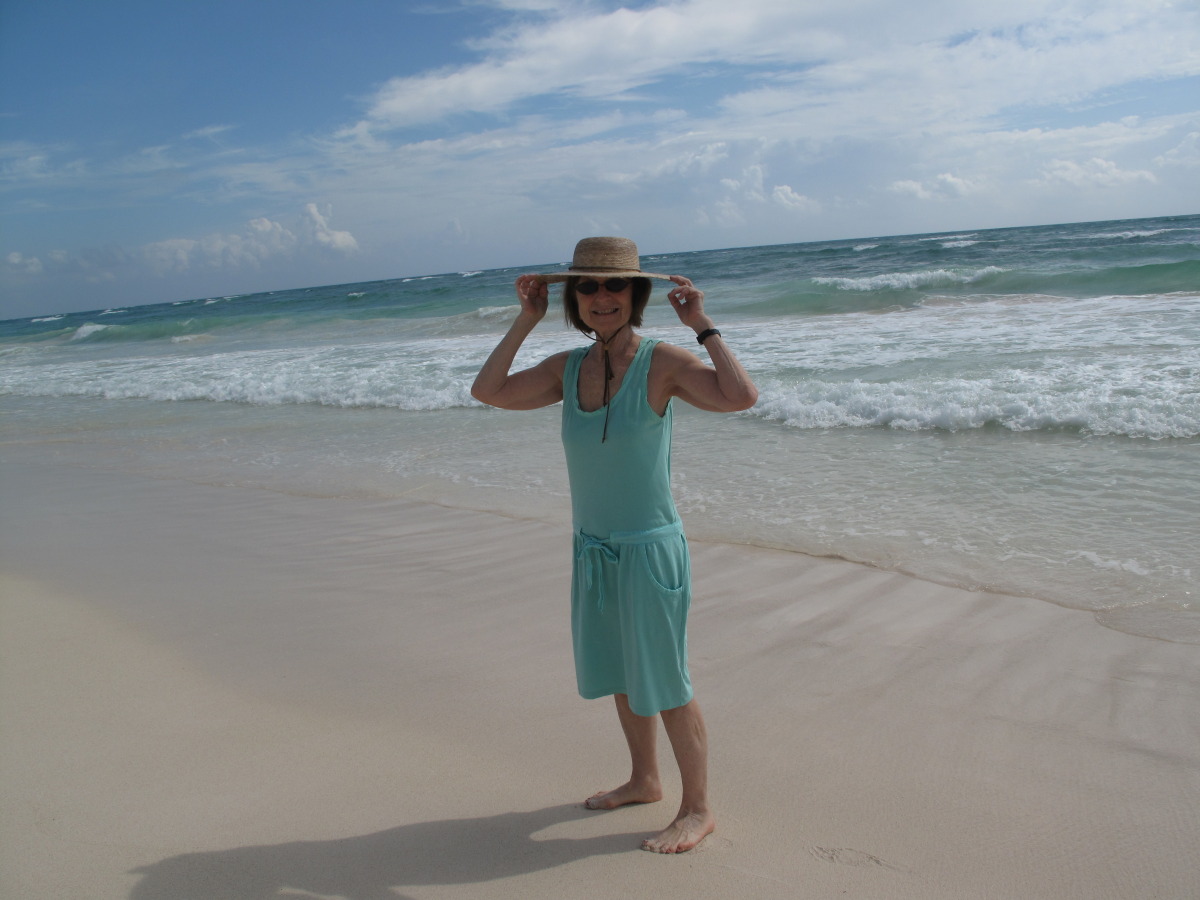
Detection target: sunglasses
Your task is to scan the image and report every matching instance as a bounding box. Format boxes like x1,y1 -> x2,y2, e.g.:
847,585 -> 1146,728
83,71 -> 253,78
575,277 -> 631,295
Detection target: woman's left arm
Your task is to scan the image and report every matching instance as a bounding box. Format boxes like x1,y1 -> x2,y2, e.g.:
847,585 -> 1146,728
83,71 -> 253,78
661,276 -> 759,412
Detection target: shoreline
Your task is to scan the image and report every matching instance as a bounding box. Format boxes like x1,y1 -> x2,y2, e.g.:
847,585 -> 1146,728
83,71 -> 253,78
3,452 -> 1199,898
3,408 -> 1195,646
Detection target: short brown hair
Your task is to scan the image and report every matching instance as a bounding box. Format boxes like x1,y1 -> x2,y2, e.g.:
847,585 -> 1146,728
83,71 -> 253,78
562,276 -> 653,335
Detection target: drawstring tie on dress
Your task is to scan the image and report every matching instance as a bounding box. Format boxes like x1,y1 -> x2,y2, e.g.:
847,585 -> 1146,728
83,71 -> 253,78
594,323 -> 628,443
574,520 -> 685,613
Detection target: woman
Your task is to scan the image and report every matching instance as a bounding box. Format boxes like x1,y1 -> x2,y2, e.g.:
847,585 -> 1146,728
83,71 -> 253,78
471,237 -> 757,854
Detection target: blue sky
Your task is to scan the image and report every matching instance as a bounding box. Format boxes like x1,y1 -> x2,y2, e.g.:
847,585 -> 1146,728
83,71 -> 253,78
2,0 -> 1198,318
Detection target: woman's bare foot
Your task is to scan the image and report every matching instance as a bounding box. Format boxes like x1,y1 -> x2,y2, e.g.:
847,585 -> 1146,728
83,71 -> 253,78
641,808 -> 715,853
583,778 -> 663,810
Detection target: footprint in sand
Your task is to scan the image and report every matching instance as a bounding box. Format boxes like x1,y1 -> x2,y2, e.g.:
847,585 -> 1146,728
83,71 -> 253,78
811,846 -> 906,871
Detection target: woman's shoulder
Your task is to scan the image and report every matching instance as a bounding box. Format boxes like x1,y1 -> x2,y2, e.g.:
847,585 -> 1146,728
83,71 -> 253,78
649,339 -> 696,367
647,337 -> 719,391
544,349 -> 574,370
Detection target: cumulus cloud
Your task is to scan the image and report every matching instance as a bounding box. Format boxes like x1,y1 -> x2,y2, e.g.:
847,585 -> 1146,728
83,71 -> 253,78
890,173 -> 977,201
772,184 -> 820,212
712,198 -> 747,227
721,164 -> 767,202
141,238 -> 200,275
1036,158 -> 1157,188
3,246 -> 122,285
304,203 -> 359,253
1156,131 -> 1200,167
141,219 -> 303,274
5,251 -> 43,275
9,206 -> 360,285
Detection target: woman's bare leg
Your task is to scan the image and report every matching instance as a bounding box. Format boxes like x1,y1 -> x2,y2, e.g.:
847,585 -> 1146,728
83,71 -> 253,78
642,698 -> 715,853
584,693 -> 665,809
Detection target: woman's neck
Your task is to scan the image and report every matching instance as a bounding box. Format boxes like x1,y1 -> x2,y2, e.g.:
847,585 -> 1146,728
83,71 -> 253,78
594,323 -> 636,353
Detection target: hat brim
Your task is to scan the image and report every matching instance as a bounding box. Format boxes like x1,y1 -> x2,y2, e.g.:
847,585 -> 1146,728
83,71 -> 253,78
535,270 -> 673,284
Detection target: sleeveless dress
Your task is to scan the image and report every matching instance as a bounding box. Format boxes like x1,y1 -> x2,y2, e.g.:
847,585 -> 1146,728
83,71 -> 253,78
561,337 -> 693,717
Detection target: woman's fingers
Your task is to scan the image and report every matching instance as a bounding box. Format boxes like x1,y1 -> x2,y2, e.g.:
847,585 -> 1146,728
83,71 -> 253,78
667,277 -> 703,310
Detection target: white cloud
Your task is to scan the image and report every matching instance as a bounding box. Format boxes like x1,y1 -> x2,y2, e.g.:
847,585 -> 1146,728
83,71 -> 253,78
722,164 -> 766,202
771,184 -> 819,212
1156,131 -> 1200,167
889,173 -> 977,201
304,203 -> 359,253
247,216 -> 298,253
352,0 -> 1200,146
713,198 -> 746,227
142,238 -> 200,275
65,206 -> 361,279
353,1 -> 846,132
184,125 -> 235,141
1036,158 -> 1157,188
5,251 -> 43,275
0,141 -> 88,184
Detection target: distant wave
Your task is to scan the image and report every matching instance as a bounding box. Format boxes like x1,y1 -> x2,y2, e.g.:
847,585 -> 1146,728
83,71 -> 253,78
473,305 -> 521,319
735,259 -> 1200,318
814,267 -> 1004,292
0,341 -> 487,412
1086,229 -> 1170,240
71,323 -> 110,341
63,318 -> 219,343
996,259 -> 1200,297
751,375 -> 1200,440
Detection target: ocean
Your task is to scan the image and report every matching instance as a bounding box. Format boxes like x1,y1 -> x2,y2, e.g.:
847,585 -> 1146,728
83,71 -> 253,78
3,214 -> 1198,643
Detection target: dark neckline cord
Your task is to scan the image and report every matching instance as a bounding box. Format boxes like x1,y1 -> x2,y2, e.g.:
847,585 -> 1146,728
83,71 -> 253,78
593,323 -> 629,443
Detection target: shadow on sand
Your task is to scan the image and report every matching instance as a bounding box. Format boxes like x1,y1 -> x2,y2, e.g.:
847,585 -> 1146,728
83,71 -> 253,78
128,803 -> 644,899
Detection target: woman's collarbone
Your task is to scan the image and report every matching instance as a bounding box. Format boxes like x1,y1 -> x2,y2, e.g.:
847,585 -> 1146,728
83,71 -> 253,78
579,347 -> 636,412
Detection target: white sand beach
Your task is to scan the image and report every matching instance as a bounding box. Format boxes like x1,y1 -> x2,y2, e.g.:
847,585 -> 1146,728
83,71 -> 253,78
2,451 -> 1198,899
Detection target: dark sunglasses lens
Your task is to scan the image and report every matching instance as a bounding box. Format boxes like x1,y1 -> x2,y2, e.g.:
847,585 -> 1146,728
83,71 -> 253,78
576,278 -> 630,295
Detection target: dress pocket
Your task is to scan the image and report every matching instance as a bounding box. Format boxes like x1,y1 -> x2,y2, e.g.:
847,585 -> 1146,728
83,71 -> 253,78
639,535 -> 690,594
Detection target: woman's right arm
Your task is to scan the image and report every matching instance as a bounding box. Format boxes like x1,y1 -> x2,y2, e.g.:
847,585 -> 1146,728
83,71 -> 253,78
471,275 -> 567,410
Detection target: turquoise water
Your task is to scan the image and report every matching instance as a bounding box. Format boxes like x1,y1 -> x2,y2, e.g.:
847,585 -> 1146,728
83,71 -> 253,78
3,214 -> 1198,641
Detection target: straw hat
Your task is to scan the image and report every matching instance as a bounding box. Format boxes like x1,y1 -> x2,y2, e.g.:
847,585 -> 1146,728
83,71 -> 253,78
536,236 -> 672,284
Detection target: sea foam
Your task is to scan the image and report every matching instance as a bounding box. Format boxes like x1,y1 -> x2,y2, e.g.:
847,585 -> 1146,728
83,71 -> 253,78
814,267 -> 1004,292
70,323 -> 109,340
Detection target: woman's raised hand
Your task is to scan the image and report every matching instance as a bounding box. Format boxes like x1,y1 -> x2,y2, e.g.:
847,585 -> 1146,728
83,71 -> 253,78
515,274 -> 549,322
667,275 -> 714,333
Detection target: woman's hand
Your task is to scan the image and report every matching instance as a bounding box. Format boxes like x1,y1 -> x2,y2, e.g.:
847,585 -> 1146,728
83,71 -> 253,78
656,274 -> 757,413
666,275 -> 714,334
515,274 -> 549,323
471,275 -> 565,410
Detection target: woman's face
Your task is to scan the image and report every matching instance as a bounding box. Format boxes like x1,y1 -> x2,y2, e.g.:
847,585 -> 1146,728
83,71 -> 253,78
576,278 -> 633,335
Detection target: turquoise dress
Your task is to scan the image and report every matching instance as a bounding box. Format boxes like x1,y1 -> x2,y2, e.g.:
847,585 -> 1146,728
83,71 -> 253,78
562,338 -> 693,717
